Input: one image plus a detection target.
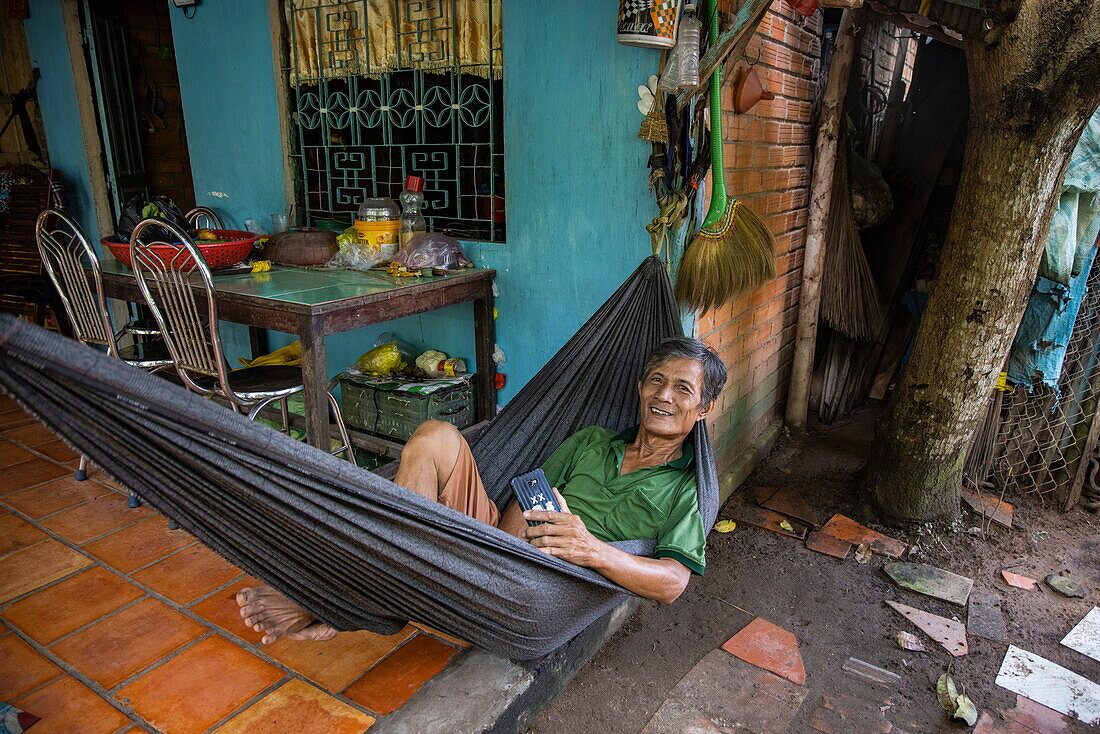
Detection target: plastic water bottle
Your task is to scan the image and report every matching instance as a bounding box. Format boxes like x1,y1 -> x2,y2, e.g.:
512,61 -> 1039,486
659,3 -> 701,92
399,175 -> 426,248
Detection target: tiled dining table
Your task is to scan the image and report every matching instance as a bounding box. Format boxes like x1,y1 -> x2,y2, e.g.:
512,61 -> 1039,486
91,260 -> 497,451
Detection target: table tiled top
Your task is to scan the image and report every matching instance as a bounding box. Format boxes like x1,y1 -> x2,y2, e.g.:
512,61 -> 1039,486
98,259 -> 492,306
0,395 -> 468,733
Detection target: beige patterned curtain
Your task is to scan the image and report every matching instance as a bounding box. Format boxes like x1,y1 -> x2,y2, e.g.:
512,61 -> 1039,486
288,0 -> 502,84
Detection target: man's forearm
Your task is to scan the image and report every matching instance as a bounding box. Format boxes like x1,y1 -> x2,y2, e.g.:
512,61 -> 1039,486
590,544 -> 690,604
522,496 -> 693,604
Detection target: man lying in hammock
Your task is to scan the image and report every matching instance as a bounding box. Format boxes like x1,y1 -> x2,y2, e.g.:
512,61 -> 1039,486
237,336 -> 726,644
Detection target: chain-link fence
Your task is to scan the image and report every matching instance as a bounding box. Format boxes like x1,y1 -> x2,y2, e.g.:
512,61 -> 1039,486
964,255 -> 1100,510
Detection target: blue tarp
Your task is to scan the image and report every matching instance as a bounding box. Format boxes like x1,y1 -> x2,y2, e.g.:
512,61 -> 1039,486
1008,108 -> 1100,388
1038,109 -> 1100,286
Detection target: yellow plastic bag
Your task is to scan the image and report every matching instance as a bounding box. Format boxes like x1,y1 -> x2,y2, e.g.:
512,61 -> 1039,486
238,340 -> 301,367
356,342 -> 406,376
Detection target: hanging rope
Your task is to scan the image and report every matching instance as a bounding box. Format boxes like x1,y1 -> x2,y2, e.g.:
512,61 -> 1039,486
647,189 -> 689,261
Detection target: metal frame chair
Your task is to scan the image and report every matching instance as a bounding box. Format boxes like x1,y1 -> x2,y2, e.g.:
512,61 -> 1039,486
128,218 -> 356,465
34,209 -> 174,489
184,206 -> 223,230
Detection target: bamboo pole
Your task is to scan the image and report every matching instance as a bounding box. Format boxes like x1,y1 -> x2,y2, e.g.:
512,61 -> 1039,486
785,8 -> 863,431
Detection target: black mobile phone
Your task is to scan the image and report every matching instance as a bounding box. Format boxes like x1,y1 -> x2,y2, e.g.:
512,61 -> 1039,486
509,468 -> 561,526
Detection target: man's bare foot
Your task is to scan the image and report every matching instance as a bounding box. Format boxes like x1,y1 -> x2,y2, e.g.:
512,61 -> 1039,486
287,620 -> 339,641
236,585 -> 329,645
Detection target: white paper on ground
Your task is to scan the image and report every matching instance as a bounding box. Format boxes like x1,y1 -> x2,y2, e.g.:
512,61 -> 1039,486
1062,607 -> 1100,664
995,645 -> 1100,724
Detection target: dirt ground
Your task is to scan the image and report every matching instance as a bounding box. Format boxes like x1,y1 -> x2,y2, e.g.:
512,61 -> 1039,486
527,405 -> 1100,733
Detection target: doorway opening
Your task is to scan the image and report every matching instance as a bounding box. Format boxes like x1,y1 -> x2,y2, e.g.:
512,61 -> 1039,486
81,0 -> 195,222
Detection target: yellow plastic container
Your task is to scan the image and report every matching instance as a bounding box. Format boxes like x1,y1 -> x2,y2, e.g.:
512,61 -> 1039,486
355,196 -> 401,260
353,219 -> 400,259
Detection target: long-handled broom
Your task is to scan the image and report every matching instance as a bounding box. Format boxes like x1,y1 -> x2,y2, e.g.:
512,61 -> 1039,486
675,0 -> 776,312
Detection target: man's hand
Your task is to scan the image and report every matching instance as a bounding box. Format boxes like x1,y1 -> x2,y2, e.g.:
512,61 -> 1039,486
523,489 -> 608,568
522,488 -> 692,604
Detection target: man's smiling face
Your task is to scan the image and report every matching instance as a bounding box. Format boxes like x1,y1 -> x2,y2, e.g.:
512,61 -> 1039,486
637,357 -> 712,440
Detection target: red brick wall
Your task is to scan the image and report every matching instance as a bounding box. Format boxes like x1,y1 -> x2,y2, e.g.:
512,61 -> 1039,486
697,3 -> 822,472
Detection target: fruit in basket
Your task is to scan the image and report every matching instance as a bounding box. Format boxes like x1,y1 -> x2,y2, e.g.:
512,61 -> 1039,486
197,228 -> 218,241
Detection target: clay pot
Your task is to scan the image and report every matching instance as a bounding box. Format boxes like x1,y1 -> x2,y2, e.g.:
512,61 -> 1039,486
264,228 -> 338,265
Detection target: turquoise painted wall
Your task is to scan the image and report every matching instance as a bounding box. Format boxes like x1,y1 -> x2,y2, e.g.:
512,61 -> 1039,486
22,0 -> 101,239
482,1 -> 658,402
21,0 -> 661,405
167,0 -> 288,229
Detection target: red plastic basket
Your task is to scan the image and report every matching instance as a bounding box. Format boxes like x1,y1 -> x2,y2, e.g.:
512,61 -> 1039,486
103,229 -> 259,270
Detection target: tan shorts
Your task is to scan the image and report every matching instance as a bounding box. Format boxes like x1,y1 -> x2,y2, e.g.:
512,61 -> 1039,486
438,436 -> 500,527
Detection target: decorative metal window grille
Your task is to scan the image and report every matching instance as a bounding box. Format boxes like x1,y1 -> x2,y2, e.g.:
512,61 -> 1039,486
284,0 -> 505,242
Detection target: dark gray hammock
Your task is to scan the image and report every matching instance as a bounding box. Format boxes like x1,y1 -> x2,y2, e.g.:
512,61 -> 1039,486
0,256 -> 717,660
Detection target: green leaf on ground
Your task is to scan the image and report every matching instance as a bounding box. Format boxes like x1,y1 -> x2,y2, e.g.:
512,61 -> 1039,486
952,694 -> 978,725
936,673 -> 959,712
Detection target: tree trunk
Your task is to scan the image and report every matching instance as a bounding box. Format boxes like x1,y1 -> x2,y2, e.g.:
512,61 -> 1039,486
863,0 -> 1100,523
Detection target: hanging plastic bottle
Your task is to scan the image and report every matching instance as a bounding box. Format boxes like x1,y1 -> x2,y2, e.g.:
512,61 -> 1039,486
399,175 -> 427,248
659,3 -> 701,92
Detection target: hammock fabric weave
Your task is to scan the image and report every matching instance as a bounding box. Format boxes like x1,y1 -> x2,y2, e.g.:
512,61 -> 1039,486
0,257 -> 718,660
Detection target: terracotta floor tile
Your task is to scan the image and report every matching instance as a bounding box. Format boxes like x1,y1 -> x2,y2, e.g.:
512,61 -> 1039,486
342,634 -> 459,715
84,514 -> 195,573
14,674 -> 131,734
213,679 -> 375,733
40,492 -> 151,545
51,597 -> 207,688
130,544 -> 243,605
721,617 -> 806,685
412,622 -> 472,649
0,409 -> 36,431
0,539 -> 93,603
1002,569 -> 1040,590
643,650 -> 808,734
5,422 -> 59,447
2,474 -> 107,517
118,635 -> 284,734
731,504 -> 810,539
0,513 -> 47,554
0,458 -> 71,496
886,600 -> 968,657
33,439 -> 79,464
3,567 -> 145,644
805,530 -> 852,559
819,514 -> 907,558
0,633 -> 63,699
266,626 -> 416,692
0,439 -> 34,467
188,578 -> 266,644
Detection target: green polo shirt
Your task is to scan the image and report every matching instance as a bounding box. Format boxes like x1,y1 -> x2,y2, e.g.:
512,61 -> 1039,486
540,425 -> 706,575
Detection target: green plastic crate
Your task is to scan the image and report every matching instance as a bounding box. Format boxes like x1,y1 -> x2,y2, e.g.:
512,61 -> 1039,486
340,373 -> 474,441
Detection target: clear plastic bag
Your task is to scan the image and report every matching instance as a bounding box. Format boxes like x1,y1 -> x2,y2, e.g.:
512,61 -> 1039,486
658,6 -> 701,92
326,226 -> 384,270
392,232 -> 471,270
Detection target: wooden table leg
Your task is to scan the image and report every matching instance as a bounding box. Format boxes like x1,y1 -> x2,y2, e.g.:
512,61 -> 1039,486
248,327 -> 270,360
473,288 -> 496,422
299,315 -> 330,450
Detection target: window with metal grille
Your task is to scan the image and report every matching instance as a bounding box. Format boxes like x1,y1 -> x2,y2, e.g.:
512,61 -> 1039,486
284,0 -> 505,242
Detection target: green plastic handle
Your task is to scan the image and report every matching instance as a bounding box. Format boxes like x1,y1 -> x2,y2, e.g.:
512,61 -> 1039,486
702,0 -> 727,229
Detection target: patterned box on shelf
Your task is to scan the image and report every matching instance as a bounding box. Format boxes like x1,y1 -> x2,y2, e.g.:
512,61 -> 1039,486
339,372 -> 474,441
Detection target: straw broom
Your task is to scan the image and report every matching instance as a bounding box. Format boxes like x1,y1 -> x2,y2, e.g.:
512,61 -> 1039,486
820,141 -> 882,340
675,0 -> 776,312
